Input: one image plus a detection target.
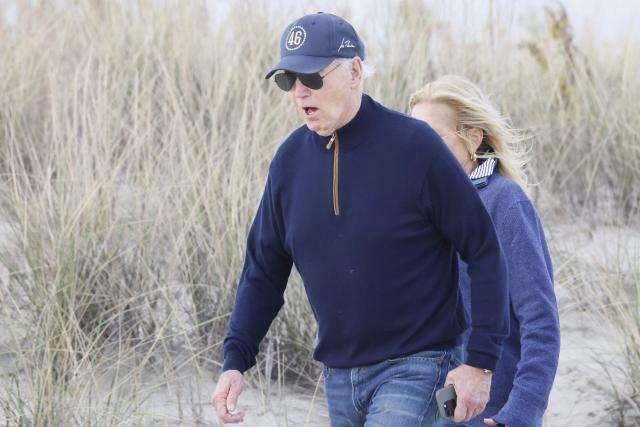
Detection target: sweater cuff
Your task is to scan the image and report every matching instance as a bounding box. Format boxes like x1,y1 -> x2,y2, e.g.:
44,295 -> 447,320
222,350 -> 250,373
492,392 -> 545,427
465,351 -> 498,372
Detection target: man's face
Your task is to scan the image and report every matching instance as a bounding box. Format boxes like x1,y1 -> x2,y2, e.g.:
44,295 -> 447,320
289,60 -> 353,137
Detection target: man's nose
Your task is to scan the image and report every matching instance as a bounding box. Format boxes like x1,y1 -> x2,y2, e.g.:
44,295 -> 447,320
292,78 -> 310,97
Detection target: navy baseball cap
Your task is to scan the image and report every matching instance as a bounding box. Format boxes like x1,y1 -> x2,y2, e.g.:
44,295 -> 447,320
265,12 -> 365,79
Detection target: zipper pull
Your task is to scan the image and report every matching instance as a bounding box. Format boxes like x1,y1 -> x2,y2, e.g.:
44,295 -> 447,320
326,132 -> 337,150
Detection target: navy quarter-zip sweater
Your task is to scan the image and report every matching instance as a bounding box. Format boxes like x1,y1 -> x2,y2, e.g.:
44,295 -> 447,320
223,94 -> 509,372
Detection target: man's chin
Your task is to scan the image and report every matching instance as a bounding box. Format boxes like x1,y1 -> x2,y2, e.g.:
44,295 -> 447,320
305,123 -> 332,137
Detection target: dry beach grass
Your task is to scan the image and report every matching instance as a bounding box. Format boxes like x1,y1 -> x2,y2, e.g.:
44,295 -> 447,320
0,1 -> 638,426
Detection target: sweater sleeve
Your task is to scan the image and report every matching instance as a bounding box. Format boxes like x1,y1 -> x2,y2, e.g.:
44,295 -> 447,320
420,134 -> 509,371
491,200 -> 560,427
222,166 -> 293,373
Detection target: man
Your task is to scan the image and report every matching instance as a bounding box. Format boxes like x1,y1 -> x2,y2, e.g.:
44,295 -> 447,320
212,12 -> 509,427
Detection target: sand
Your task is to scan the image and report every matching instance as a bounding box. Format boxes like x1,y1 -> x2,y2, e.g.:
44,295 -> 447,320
204,224 -> 640,426
1,221 -> 638,426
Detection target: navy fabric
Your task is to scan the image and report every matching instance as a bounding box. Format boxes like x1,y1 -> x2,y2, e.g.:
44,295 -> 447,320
265,12 -> 365,79
223,94 -> 509,374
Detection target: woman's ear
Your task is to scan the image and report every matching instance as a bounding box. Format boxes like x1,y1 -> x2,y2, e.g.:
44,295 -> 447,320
467,128 -> 484,151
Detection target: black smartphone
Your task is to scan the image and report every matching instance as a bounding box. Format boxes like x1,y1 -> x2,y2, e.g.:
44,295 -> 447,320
435,384 -> 457,419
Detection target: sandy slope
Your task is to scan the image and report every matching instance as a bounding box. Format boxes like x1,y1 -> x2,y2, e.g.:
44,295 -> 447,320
208,225 -> 639,426
1,222 -> 638,426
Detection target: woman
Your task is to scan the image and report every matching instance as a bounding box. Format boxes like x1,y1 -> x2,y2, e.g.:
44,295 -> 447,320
409,75 -> 560,427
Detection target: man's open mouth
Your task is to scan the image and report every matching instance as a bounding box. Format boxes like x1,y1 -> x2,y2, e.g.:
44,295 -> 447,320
303,107 -> 318,116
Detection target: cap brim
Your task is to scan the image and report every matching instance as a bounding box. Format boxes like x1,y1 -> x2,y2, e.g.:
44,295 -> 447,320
264,55 -> 334,79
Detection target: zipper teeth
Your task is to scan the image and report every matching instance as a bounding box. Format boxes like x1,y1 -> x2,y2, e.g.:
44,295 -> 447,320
326,132 -> 340,216
333,135 -> 340,216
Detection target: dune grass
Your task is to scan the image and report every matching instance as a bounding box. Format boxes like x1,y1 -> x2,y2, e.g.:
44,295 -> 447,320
0,0 -> 638,425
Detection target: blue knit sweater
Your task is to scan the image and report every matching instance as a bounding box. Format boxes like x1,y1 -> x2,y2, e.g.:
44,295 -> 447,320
460,170 -> 560,427
223,94 -> 509,374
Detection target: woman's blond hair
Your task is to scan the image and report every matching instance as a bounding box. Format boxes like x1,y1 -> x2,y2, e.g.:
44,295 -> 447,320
409,75 -> 528,187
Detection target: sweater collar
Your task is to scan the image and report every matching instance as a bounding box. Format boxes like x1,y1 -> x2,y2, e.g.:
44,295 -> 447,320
470,157 -> 498,189
314,93 -> 373,151
335,93 -> 371,139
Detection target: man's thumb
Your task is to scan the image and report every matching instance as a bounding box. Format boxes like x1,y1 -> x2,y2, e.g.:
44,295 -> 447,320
444,372 -> 454,386
227,380 -> 243,412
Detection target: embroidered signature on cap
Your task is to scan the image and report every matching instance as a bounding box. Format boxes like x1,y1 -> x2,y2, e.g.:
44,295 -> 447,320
285,25 -> 307,50
338,37 -> 356,52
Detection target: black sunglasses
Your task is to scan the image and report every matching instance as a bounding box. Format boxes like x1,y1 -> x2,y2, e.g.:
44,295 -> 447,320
274,63 -> 342,92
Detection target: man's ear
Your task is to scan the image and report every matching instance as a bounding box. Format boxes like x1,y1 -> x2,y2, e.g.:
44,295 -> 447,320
467,128 -> 484,151
350,57 -> 364,89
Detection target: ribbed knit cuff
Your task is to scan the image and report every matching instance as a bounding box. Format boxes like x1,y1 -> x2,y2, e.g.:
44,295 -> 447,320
465,351 -> 498,372
222,350 -> 250,373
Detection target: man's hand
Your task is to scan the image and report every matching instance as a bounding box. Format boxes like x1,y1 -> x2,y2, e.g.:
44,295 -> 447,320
484,418 -> 508,426
212,369 -> 245,424
444,364 -> 491,423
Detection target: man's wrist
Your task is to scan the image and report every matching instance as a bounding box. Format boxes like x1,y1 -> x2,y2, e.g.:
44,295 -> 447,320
222,351 -> 249,373
461,363 -> 493,375
465,350 -> 498,372
467,364 -> 493,375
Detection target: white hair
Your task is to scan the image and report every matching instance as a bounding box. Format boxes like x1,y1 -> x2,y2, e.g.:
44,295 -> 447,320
337,57 -> 375,80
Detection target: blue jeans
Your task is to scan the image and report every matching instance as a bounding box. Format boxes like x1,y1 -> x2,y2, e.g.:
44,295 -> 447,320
323,346 -> 464,427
